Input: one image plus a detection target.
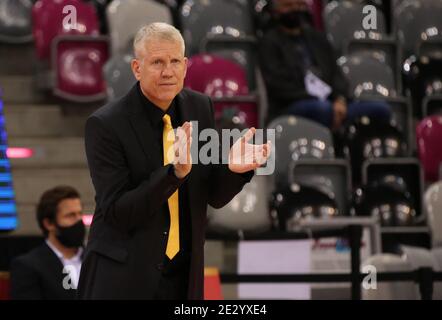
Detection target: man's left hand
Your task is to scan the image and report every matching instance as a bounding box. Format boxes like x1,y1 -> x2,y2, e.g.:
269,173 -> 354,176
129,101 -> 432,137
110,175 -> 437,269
228,127 -> 272,174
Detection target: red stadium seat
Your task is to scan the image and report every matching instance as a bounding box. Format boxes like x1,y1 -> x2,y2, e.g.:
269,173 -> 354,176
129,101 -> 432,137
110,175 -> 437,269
32,0 -> 100,61
185,54 -> 258,128
416,116 -> 442,182
33,0 -> 109,101
53,36 -> 109,101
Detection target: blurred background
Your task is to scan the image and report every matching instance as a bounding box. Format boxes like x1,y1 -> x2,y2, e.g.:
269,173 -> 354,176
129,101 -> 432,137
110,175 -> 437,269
0,0 -> 441,300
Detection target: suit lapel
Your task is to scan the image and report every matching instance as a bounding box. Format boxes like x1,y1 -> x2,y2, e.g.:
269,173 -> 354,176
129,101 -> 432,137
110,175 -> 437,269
42,243 -> 69,295
126,85 -> 161,167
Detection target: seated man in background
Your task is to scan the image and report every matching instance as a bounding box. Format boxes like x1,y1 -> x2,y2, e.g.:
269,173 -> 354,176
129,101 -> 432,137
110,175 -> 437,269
259,0 -> 391,129
10,186 -> 85,300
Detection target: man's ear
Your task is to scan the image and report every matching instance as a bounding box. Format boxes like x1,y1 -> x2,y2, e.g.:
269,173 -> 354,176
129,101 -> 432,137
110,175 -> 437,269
131,58 -> 142,81
183,57 -> 188,79
43,218 -> 56,233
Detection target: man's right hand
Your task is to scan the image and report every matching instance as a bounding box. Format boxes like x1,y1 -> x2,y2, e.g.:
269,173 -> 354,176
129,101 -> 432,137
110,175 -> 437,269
173,121 -> 193,179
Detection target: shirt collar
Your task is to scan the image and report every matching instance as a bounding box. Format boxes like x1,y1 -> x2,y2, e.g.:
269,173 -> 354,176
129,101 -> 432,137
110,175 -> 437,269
136,82 -> 177,127
45,239 -> 83,262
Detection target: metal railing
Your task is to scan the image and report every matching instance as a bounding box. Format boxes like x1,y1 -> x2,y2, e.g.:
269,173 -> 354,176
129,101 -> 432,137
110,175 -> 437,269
207,225 -> 442,300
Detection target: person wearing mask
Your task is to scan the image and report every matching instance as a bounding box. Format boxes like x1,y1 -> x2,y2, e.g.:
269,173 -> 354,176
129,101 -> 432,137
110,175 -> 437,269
259,0 -> 391,129
10,186 -> 85,300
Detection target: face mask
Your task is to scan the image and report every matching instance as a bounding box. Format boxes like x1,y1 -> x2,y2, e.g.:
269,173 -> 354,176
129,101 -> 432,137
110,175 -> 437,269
279,10 -> 311,29
55,220 -> 86,248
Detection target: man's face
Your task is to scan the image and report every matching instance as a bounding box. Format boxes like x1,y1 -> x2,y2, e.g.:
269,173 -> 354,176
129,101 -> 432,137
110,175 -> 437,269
55,198 -> 83,228
44,198 -> 83,235
274,0 -> 308,14
132,39 -> 188,109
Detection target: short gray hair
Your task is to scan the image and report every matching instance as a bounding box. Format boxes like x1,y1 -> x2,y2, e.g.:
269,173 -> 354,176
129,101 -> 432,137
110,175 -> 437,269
133,22 -> 185,58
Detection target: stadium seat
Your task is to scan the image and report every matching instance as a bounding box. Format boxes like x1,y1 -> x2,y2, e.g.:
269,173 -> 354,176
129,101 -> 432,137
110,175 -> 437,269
0,0 -> 33,43
106,0 -> 173,56
416,116 -> 442,182
403,55 -> 442,118
53,36 -> 109,102
323,0 -> 387,54
207,175 -> 272,235
362,158 -> 424,223
425,181 -> 442,247
103,53 -> 136,101
346,40 -> 401,93
395,0 -> 442,59
400,244 -> 442,299
338,51 -> 397,99
342,117 -> 408,184
354,96 -> 412,154
272,184 -> 340,231
290,159 -> 351,216
32,0 -> 101,61
179,0 -> 255,56
352,181 -> 417,227
362,254 -> 418,300
185,54 -> 258,128
267,115 -> 334,189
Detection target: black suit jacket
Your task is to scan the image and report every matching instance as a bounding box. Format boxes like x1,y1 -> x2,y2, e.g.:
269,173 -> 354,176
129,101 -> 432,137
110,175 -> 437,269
78,84 -> 253,299
9,243 -> 77,300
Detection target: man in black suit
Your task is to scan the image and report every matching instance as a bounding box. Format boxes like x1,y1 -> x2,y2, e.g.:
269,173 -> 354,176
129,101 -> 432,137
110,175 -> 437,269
10,186 -> 86,299
77,22 -> 271,300
259,0 -> 391,129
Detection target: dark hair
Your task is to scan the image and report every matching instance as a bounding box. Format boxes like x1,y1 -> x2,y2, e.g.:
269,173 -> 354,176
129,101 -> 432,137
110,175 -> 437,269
36,186 -> 81,237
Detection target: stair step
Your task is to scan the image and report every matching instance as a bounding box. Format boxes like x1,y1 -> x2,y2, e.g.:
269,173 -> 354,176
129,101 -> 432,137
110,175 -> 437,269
3,104 -> 64,137
0,43 -> 37,76
8,137 -> 87,168
0,75 -> 46,104
11,168 -> 95,205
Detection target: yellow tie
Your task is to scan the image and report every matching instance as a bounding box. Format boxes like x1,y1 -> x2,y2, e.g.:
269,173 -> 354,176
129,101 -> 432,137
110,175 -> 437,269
162,114 -> 180,259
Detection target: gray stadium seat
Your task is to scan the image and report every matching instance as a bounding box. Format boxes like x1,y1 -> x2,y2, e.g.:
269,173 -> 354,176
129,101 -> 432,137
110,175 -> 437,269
267,115 -> 335,189
425,181 -> 442,248
0,0 -> 33,43
289,159 -> 351,216
400,244 -> 442,299
338,51 -> 397,99
179,0 -> 255,56
362,254 -> 418,300
207,175 -> 272,235
323,0 -> 387,54
395,0 -> 442,59
106,0 -> 173,56
103,53 -> 136,101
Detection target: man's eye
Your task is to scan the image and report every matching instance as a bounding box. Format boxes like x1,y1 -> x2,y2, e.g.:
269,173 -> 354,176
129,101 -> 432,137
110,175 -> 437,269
153,60 -> 162,65
172,59 -> 180,64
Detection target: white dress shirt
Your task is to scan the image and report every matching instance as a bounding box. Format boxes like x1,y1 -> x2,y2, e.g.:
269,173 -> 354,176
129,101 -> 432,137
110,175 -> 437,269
46,239 -> 83,289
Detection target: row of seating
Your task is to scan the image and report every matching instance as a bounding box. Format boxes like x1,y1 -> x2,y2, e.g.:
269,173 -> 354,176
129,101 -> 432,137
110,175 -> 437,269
3,0 -> 440,59
1,0 -> 441,108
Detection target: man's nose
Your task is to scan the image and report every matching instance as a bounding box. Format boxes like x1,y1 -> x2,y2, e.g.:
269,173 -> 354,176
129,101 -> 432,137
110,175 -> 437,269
161,63 -> 174,77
